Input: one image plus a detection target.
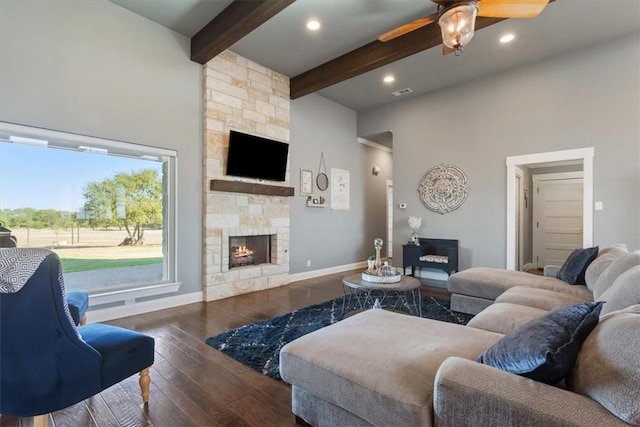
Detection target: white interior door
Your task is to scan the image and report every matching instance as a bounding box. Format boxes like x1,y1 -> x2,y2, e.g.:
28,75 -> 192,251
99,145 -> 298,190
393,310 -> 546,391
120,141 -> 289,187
533,172 -> 583,268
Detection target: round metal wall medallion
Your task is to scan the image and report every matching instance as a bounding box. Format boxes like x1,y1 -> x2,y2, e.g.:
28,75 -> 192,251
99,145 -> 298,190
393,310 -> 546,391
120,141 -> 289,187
418,164 -> 470,214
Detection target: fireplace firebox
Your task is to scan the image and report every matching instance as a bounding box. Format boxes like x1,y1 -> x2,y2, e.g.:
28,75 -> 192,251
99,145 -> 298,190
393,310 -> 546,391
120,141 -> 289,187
229,235 -> 271,269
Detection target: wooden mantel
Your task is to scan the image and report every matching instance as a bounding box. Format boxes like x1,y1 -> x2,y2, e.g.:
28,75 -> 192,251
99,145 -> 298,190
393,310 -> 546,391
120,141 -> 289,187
209,179 -> 294,197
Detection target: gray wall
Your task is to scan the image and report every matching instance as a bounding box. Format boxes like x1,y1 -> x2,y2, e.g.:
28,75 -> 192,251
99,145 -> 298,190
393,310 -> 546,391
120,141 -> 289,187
358,36 -> 640,269
361,144 -> 393,258
0,0 -> 203,294
290,94 -> 392,273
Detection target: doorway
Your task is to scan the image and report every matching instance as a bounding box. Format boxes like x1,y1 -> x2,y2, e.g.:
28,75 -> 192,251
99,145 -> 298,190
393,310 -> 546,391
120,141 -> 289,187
386,180 -> 393,259
506,148 -> 594,270
532,172 -> 584,268
514,168 -> 524,271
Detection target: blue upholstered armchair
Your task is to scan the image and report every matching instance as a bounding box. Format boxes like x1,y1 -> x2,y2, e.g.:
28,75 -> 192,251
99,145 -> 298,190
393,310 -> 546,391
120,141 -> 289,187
0,248 -> 154,425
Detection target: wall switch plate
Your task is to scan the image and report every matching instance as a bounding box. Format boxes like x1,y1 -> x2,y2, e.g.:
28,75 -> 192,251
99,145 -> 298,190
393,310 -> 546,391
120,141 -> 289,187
595,201 -> 603,211
399,203 -> 407,209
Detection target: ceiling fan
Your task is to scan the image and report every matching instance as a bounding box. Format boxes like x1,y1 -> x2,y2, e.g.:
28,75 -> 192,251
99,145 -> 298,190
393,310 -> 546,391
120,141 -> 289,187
378,0 -> 551,55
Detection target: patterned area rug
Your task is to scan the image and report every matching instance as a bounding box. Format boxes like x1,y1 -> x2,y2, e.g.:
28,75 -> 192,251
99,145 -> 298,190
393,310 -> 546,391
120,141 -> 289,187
205,295 -> 473,381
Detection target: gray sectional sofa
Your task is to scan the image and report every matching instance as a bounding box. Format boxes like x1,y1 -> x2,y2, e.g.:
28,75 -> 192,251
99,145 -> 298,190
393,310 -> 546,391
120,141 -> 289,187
279,245 -> 640,426
448,244 -> 630,315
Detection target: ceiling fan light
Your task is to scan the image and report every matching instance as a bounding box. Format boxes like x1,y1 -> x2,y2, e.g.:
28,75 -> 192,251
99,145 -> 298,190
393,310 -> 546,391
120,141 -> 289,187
438,3 -> 478,52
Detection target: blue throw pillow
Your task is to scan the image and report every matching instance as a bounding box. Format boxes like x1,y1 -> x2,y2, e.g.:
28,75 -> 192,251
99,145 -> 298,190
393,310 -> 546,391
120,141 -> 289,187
477,301 -> 604,385
556,246 -> 599,285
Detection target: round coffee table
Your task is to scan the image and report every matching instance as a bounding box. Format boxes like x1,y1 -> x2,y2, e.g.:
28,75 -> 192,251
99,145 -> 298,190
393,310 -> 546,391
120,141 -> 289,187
342,273 -> 422,317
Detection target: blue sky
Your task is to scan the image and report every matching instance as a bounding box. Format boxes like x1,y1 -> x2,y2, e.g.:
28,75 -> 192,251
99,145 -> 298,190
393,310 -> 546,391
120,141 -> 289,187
0,143 -> 162,211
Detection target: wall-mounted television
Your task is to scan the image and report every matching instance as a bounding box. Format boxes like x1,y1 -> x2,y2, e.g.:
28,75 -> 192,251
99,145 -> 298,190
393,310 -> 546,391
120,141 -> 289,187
226,130 -> 289,182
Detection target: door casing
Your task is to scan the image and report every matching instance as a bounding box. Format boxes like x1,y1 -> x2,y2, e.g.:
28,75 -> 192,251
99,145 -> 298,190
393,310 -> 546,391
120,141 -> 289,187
506,148 -> 594,270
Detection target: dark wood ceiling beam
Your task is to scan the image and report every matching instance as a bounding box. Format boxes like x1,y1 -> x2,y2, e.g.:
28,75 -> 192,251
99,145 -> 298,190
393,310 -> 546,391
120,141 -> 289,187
191,0 -> 296,64
290,16 -> 505,99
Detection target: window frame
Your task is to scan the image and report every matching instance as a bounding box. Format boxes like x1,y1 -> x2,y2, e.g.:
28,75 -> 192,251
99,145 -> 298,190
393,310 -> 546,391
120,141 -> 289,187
0,121 -> 180,304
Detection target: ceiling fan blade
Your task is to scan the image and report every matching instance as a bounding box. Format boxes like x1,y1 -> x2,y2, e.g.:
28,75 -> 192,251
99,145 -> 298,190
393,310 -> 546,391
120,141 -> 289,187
477,0 -> 550,18
378,14 -> 439,42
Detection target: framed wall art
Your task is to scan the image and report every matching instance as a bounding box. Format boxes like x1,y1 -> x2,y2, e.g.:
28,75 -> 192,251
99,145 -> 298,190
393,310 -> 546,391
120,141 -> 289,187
330,168 -> 350,210
300,169 -> 313,196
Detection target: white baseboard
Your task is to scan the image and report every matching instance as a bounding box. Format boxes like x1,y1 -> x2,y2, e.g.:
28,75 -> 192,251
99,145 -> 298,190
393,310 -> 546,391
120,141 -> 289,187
87,291 -> 203,323
289,260 -> 372,283
88,260 -> 389,321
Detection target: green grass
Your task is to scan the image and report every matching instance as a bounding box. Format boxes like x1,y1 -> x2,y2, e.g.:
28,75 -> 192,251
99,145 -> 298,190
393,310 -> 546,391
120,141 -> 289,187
60,257 -> 163,273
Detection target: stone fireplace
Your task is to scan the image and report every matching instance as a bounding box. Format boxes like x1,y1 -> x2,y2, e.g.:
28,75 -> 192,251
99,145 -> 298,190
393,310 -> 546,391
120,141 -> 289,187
202,50 -> 291,301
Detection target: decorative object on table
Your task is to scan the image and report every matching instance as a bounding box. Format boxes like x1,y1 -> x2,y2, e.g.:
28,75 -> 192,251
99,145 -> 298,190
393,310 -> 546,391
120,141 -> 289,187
362,239 -> 402,283
362,261 -> 401,283
300,168 -> 313,196
205,294 -> 472,381
373,237 -> 383,269
367,255 -> 375,271
418,163 -> 470,214
408,216 -> 422,245
316,153 -> 329,191
330,168 -> 350,210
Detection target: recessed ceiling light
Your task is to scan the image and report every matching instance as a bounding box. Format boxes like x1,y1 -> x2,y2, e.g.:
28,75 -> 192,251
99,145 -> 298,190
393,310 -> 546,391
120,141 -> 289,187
500,33 -> 515,44
383,75 -> 395,84
306,20 -> 320,31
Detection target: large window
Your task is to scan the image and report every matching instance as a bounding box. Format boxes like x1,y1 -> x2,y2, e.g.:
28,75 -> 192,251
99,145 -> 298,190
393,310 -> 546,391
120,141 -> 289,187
0,122 -> 177,296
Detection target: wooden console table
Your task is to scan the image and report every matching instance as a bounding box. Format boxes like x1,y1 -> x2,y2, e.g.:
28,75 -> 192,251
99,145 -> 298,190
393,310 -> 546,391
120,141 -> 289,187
402,238 -> 459,277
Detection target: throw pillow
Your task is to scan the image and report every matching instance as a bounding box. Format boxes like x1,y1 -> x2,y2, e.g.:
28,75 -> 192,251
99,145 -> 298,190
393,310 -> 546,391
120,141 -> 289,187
556,246 -> 599,285
592,251 -> 640,300
477,301 -> 604,385
584,252 -> 621,292
597,265 -> 640,315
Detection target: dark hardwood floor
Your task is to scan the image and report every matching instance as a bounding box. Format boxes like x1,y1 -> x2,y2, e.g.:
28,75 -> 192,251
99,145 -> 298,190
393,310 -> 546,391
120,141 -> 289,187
1,269 -> 450,427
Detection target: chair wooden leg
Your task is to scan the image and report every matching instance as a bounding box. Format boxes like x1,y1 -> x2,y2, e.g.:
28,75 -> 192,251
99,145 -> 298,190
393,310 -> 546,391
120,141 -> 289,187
33,414 -> 49,427
80,314 -> 87,325
139,367 -> 151,404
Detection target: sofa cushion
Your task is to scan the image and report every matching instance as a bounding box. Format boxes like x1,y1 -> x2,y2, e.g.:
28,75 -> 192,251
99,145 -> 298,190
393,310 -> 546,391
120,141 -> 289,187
598,244 -> 628,256
592,252 -> 640,300
467,302 -> 548,335
567,305 -> 640,426
448,268 -> 593,301
477,301 -> 603,385
585,252 -> 624,292
495,287 -> 592,311
280,309 -> 503,427
556,246 -> 599,285
597,265 -> 640,316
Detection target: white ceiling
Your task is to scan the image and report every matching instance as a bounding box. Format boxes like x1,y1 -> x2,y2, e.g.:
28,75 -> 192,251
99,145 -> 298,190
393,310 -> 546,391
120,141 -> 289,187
109,0 -> 640,111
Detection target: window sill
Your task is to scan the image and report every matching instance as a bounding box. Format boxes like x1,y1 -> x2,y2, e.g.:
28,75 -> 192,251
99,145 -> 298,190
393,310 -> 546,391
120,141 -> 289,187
88,282 -> 181,306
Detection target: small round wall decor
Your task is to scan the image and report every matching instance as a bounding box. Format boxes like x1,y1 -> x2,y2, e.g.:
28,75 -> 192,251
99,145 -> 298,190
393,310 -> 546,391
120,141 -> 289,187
418,163 -> 470,214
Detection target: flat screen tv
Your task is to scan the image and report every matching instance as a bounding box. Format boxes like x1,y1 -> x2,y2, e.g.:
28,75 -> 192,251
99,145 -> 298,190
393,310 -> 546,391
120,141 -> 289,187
226,130 -> 289,182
